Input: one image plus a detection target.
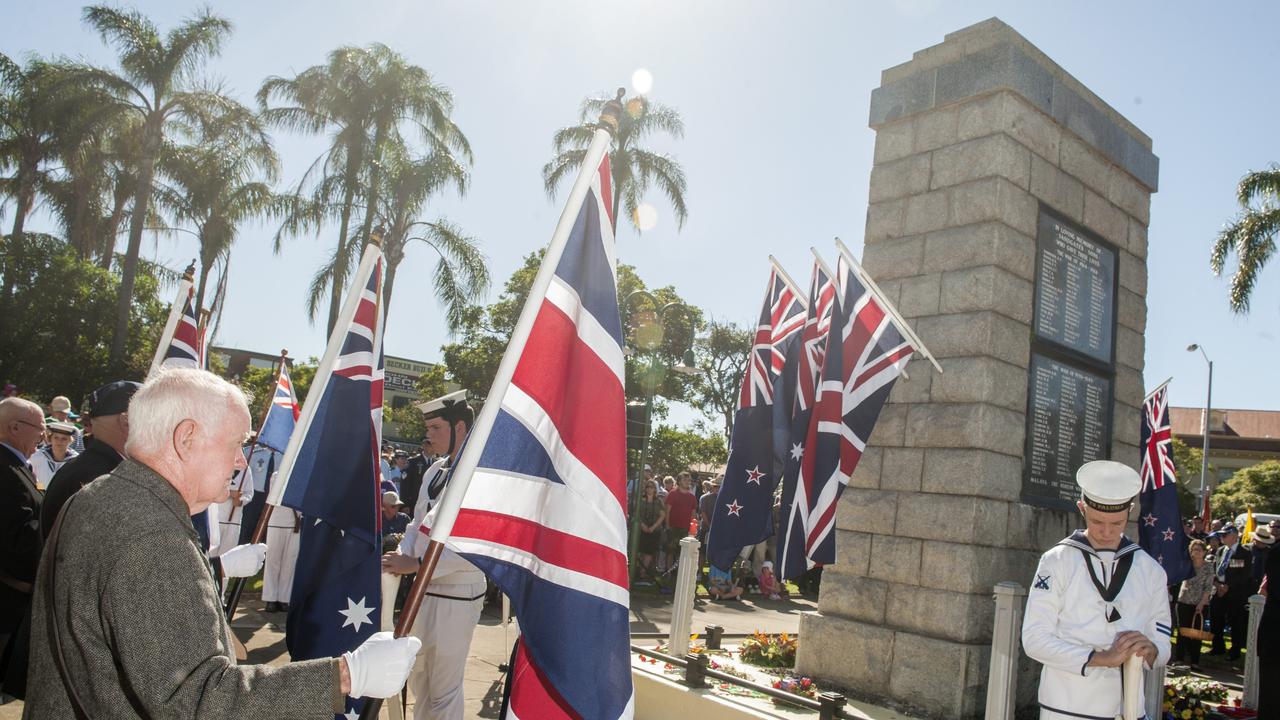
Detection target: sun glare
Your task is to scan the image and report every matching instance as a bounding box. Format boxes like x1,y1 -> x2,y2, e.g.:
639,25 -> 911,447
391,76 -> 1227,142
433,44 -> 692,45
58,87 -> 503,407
631,68 -> 653,95
634,203 -> 658,231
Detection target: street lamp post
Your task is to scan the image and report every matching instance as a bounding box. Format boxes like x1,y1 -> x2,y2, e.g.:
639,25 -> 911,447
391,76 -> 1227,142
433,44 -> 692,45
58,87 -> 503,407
625,291 -> 698,578
1187,343 -> 1213,523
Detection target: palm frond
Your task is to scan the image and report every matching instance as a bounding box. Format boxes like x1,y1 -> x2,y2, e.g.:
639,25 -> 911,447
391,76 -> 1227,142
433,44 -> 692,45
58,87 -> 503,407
541,149 -> 587,198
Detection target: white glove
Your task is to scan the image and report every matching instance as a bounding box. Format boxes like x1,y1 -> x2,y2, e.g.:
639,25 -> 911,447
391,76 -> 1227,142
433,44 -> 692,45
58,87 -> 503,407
219,543 -> 267,578
342,631 -> 423,699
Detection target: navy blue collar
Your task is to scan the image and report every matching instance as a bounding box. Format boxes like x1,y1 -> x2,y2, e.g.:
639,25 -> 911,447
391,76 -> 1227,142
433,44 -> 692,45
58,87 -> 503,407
1059,530 -> 1139,558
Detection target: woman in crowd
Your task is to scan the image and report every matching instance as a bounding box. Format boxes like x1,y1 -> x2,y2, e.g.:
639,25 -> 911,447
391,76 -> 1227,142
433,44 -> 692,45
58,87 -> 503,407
635,480 -> 666,580
1175,538 -> 1215,670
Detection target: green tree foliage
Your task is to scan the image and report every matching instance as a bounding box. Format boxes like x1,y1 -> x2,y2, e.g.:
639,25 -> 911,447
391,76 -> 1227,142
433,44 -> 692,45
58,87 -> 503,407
689,321 -> 750,440
1211,461 -> 1280,520
1171,437 -> 1212,519
233,357 -> 318,427
0,236 -> 167,404
1211,165 -> 1280,313
642,424 -> 727,478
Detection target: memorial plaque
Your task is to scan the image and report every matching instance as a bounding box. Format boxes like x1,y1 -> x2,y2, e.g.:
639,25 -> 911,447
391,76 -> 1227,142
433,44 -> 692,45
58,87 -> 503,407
1033,208 -> 1117,364
1022,352 -> 1112,509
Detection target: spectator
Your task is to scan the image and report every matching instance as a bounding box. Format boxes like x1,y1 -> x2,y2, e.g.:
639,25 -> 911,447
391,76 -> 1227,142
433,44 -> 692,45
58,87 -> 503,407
707,564 -> 743,601
663,472 -> 697,572
380,491 -> 410,551
1211,525 -> 1254,660
1174,539 -> 1215,670
44,395 -> 84,453
697,478 -> 719,544
0,397 -> 44,700
31,421 -> 78,488
758,560 -> 783,600
635,480 -> 666,580
1254,525 -> 1274,585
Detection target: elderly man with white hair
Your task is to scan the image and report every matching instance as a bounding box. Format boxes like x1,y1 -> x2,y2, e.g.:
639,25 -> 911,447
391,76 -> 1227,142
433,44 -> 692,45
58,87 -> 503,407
25,369 -> 421,718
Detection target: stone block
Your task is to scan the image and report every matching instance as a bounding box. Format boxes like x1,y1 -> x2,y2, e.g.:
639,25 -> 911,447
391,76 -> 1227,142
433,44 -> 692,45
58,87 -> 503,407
956,91 -> 1006,140
1060,133 -> 1112,192
929,356 -> 1028,412
862,235 -> 925,280
950,176 -> 1039,237
1006,501 -> 1075,553
881,447 -> 925,492
796,613 -> 893,696
866,198 -> 907,243
1107,166 -> 1151,224
869,152 -> 933,203
939,265 -> 1035,325
1002,92 -> 1063,164
921,222 -> 1036,282
904,189 -> 950,235
818,570 -> 888,624
1112,442 -> 1140,473
898,273 -> 942,317
1082,189 -> 1128,247
888,358 -> 933,404
866,534 -> 922,586
1030,153 -> 1085,222
835,487 -> 898,536
1119,249 -> 1147,296
1115,325 -> 1144,372
874,117 -> 916,164
874,278 -> 903,310
868,402 -> 908,447
920,543 -> 1035,595
887,583 -> 995,644
915,104 -> 959,152
905,403 -> 1026,457
847,445 -> 884,489
896,492 -> 1009,545
913,311 -> 1031,368
1128,217 -> 1149,260
931,133 -> 1031,191
1117,287 -> 1147,333
1114,364 -> 1144,408
830,529 -> 873,577
888,631 -> 986,719
921,447 -> 1024,501
1113,402 -> 1141,447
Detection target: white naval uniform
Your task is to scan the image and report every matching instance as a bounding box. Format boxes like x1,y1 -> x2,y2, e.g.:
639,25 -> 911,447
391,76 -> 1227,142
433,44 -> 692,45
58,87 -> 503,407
31,446 -> 77,488
260,448 -> 300,604
1022,531 -> 1172,720
398,456 -> 485,720
209,460 -> 254,559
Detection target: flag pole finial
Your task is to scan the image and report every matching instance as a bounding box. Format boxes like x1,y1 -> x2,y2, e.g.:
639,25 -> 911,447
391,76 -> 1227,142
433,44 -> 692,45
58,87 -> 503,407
183,260 -> 196,282
598,87 -> 626,134
369,225 -> 384,248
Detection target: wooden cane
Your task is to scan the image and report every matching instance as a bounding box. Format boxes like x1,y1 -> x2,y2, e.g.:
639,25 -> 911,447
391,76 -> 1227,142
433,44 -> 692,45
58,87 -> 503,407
1122,653 -> 1144,720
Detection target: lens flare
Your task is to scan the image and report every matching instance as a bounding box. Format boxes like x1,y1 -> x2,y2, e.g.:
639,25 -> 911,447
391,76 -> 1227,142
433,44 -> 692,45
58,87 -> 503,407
634,203 -> 658,231
631,68 -> 653,95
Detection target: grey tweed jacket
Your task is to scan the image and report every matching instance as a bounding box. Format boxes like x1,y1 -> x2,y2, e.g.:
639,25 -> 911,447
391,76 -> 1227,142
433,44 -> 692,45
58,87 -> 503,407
23,459 -> 344,718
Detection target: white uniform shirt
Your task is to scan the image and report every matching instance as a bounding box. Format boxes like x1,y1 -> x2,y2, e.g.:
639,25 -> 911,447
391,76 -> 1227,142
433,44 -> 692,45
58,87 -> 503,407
1022,531 -> 1172,719
399,456 -> 485,586
31,446 -> 77,488
209,462 -> 255,557
247,447 -> 277,493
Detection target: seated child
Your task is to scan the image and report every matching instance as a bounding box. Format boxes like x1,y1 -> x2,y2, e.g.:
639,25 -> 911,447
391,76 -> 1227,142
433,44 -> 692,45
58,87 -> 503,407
758,560 -> 783,600
707,564 -> 744,601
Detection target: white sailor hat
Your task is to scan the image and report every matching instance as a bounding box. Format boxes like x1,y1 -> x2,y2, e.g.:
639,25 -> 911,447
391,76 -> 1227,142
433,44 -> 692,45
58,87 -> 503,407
416,389 -> 470,420
1076,460 -> 1141,513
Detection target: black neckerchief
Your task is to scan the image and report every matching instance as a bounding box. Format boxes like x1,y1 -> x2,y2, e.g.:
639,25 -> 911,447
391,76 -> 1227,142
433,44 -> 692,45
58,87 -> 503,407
1059,530 -> 1139,621
426,456 -> 453,503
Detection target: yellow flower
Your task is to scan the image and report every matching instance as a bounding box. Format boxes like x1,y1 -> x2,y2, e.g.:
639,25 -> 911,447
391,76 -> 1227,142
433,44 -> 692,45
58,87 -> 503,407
1181,710 -> 1191,719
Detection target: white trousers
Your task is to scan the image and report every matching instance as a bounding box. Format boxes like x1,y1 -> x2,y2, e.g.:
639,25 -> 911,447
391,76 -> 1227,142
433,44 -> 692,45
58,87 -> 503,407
407,581 -> 485,720
262,526 -> 300,603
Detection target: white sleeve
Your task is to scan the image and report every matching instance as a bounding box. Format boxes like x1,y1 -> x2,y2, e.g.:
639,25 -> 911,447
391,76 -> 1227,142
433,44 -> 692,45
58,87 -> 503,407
398,485 -> 434,558
1145,564 -> 1173,668
240,467 -> 254,504
1022,550 -> 1095,675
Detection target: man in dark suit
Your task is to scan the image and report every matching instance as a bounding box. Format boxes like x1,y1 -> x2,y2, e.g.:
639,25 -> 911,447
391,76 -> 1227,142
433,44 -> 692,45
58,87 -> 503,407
0,397 -> 46,700
1214,524 -> 1256,660
399,437 -> 432,514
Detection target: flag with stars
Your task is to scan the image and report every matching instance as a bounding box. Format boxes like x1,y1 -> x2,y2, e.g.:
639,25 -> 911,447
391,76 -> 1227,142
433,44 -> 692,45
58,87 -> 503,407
271,245 -> 385,719
1138,381 -> 1191,583
776,259 -> 836,581
258,361 -> 301,454
705,264 -> 805,571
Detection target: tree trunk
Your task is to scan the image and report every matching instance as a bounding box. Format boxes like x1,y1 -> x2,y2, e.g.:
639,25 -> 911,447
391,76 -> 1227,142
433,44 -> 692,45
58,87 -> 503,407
328,182 -> 358,335
357,121 -> 387,257
0,169 -> 37,343
108,126 -> 159,373
100,182 -> 131,269
194,255 -> 212,316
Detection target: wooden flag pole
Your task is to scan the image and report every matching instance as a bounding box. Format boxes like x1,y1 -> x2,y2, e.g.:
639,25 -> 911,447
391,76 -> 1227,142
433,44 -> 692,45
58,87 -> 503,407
358,96 -> 623,720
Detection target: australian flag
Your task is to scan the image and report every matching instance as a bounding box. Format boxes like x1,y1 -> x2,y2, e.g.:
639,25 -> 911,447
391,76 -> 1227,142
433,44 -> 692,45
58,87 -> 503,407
705,265 -> 805,571
1139,382 -> 1192,583
258,362 -> 300,454
777,258 -> 914,576
446,151 -> 633,719
275,247 -> 385,718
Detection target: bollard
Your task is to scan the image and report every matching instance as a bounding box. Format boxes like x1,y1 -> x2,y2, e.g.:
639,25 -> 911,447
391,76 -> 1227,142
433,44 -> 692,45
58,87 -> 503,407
379,572 -> 406,720
684,652 -> 709,688
1144,665 -> 1165,720
818,691 -> 847,720
704,624 -> 725,650
668,535 -> 701,658
985,581 -> 1027,720
1244,594 -> 1265,709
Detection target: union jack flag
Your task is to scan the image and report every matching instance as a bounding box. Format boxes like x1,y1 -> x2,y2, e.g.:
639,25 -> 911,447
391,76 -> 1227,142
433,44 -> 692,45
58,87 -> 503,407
258,362 -> 301,454
779,258 -> 914,572
162,289 -> 201,368
1138,382 -> 1191,582
706,265 -> 806,571
273,247 -> 385,719
448,153 -> 633,719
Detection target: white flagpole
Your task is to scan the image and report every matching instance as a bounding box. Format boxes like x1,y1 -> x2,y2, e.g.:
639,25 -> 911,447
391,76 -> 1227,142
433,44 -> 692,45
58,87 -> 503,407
267,243 -> 384,506
1144,377 -> 1173,404
767,255 -> 807,310
147,263 -> 196,378
834,238 -> 943,374
427,96 -> 624,545
809,248 -> 836,283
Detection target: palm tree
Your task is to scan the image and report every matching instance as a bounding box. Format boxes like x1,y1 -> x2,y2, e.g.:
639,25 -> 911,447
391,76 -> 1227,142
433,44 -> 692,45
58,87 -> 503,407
1212,166 -> 1280,313
153,104 -> 281,315
376,145 -> 488,326
542,93 -> 688,233
75,5 -> 235,371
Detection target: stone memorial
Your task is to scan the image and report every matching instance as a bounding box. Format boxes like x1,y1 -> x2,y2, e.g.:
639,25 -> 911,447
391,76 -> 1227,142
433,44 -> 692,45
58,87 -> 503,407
794,18 -> 1156,718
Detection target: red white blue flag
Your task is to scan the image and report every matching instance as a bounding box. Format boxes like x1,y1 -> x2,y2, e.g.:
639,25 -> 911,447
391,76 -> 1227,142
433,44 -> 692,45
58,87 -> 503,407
447,153 -> 633,720
778,258 -> 914,572
162,289 -> 201,368
1138,382 -> 1191,582
258,363 -> 301,454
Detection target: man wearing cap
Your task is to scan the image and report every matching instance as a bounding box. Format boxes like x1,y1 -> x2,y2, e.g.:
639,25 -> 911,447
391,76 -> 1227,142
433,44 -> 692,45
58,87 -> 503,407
1211,524 -> 1254,660
1022,460 -> 1172,720
31,421 -> 79,488
45,395 -> 84,453
40,380 -> 139,537
400,438 -> 434,516
382,389 -> 486,720
380,491 -> 410,547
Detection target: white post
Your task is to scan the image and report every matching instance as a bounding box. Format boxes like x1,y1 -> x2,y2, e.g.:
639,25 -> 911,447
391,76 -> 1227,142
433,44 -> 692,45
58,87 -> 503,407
379,572 -> 405,720
1244,594 -> 1265,709
1143,665 -> 1165,720
668,536 -> 701,658
985,581 -> 1026,720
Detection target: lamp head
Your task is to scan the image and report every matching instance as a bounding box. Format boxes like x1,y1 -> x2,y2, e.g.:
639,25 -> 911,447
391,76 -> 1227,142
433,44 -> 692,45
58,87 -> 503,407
1187,343 -> 1199,352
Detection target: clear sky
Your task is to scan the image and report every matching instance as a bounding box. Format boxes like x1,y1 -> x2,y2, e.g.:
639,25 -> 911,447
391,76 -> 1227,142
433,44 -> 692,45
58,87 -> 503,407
6,1 -> 1279,426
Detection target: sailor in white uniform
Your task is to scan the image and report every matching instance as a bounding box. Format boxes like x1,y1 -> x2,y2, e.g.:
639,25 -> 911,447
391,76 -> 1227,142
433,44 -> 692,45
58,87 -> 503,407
255,445 -> 301,614
382,390 -> 485,720
209,444 -> 255,566
1022,460 -> 1172,720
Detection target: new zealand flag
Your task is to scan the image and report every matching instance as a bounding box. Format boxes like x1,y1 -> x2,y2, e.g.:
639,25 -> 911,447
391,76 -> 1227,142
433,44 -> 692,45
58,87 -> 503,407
1138,382 -> 1192,583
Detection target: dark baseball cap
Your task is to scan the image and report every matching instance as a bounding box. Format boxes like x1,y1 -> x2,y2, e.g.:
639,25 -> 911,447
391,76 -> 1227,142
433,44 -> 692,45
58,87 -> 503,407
86,380 -> 142,417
